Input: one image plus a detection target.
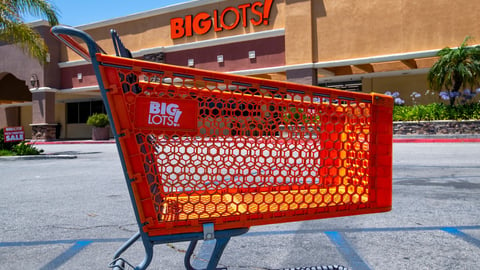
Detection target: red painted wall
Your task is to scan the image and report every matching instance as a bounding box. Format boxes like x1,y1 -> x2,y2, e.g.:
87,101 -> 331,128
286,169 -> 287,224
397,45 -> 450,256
60,35 -> 285,89
60,64 -> 96,89
166,36 -> 285,72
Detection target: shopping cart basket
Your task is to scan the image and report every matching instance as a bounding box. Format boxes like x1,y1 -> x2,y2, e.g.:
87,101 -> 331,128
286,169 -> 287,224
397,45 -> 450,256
51,25 -> 393,270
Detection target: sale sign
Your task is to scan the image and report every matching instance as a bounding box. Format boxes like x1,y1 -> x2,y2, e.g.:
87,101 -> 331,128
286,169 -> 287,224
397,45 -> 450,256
3,126 -> 25,142
171,0 -> 274,39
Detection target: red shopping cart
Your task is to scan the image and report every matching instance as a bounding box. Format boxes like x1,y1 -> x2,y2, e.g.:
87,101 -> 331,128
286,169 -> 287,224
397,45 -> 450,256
51,25 -> 393,270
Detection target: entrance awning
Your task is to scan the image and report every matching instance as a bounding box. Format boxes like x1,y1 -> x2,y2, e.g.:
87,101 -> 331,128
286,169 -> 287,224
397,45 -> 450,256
0,72 -> 32,104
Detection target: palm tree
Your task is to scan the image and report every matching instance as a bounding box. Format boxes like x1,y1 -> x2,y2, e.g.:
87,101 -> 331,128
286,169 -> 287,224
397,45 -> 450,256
428,36 -> 480,106
0,0 -> 59,63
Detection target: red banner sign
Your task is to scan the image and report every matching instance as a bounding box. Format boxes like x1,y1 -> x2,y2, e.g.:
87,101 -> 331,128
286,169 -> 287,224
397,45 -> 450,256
171,0 -> 274,39
3,126 -> 25,142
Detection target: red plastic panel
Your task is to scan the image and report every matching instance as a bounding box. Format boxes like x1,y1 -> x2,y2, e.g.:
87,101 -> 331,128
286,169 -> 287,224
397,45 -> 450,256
96,55 -> 393,236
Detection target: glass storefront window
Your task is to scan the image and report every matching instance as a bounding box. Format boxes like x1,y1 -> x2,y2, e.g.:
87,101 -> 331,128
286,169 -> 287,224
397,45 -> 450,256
66,100 -> 105,124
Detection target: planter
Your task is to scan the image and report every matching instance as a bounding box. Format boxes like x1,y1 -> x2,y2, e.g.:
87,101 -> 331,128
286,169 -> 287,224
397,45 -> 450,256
91,127 -> 110,140
393,120 -> 480,135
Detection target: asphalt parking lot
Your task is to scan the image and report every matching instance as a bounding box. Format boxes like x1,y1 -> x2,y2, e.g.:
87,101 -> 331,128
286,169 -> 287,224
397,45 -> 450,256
0,141 -> 479,270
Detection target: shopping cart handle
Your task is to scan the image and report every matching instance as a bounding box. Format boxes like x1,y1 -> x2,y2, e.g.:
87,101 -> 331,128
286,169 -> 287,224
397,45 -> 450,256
50,25 -> 106,62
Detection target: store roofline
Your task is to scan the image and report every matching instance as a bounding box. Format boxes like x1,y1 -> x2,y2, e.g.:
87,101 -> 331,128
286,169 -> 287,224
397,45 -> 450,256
0,102 -> 33,108
314,50 -> 439,68
77,0 -> 226,30
27,20 -> 50,27
58,85 -> 99,93
27,1 -> 225,30
317,68 -> 431,84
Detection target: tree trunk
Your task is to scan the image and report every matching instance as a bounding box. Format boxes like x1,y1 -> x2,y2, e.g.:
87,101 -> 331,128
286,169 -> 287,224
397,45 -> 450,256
450,77 -> 463,106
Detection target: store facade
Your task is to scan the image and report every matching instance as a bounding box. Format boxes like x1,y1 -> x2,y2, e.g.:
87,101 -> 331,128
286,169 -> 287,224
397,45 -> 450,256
1,0 -> 479,140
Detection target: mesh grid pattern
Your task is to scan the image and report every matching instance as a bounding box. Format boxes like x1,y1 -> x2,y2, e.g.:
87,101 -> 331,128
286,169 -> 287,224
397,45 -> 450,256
98,55 -> 392,236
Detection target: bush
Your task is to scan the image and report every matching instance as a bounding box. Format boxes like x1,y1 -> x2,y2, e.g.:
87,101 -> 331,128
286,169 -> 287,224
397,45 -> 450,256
393,103 -> 480,121
12,142 -> 44,156
86,113 -> 109,127
0,129 -> 17,151
0,149 -> 14,156
0,129 -> 44,156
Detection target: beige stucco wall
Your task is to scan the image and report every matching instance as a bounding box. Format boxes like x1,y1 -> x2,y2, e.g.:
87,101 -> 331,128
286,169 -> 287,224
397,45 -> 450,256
20,106 -> 32,139
315,0 -> 480,62
284,0 -> 314,65
55,103 -> 66,139
65,124 -> 91,139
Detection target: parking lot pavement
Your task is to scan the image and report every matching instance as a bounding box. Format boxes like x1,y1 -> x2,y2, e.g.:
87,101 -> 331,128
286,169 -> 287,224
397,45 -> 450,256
0,142 -> 479,269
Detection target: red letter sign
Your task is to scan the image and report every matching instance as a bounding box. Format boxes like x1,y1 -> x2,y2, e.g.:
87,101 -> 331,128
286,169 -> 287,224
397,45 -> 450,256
170,0 -> 274,39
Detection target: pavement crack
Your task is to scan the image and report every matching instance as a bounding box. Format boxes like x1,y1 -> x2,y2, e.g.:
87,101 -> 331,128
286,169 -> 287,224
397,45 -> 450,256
166,243 -> 187,253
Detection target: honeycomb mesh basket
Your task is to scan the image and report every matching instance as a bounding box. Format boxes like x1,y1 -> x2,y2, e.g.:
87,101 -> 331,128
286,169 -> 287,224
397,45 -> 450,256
96,54 -> 393,236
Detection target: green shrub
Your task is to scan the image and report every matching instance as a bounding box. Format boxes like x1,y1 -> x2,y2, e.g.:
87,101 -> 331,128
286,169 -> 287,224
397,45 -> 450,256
12,142 -> 44,156
86,113 -> 109,127
0,149 -> 14,156
0,129 -> 17,151
0,129 -> 44,156
393,103 -> 480,121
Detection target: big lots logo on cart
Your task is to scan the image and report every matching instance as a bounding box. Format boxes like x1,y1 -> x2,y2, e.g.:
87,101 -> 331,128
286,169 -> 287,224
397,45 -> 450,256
135,97 -> 198,134
148,102 -> 183,127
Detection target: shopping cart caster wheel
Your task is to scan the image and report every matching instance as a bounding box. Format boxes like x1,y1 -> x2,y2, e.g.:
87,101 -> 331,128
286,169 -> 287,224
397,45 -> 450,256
109,258 -> 127,270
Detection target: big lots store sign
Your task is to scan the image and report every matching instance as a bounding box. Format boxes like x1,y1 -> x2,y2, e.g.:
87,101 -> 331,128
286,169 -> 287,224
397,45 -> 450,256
171,0 -> 274,39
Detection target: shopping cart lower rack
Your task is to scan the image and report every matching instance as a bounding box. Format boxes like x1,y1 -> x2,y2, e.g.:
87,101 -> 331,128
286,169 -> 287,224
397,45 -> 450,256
51,25 -> 393,270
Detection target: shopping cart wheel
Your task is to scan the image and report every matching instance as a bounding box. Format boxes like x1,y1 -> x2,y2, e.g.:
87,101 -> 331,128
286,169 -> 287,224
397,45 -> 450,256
280,265 -> 350,270
109,257 -> 134,270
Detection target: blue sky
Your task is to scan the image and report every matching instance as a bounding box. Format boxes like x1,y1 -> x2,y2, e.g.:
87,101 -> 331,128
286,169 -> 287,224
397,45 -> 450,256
25,0 -> 192,26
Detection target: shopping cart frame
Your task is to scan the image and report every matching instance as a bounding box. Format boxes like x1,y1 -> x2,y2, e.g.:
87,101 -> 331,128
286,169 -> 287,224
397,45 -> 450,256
51,25 -> 393,270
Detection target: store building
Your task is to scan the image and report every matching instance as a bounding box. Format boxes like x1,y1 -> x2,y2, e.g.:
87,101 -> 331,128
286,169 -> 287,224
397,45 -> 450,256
1,0 -> 480,140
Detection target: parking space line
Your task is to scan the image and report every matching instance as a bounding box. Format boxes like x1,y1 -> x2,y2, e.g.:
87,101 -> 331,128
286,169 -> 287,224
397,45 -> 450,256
325,231 -> 371,270
39,240 -> 93,270
442,227 -> 480,249
2,226 -> 479,269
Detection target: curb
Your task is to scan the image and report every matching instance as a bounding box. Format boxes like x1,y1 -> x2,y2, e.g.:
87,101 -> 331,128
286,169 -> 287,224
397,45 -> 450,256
0,154 -> 77,161
31,139 -> 115,145
394,138 -> 480,143
393,134 -> 480,143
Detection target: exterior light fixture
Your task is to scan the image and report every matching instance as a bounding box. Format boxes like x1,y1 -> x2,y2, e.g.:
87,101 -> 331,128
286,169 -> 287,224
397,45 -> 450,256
77,73 -> 83,81
188,58 -> 194,67
217,55 -> 224,63
248,50 -> 256,59
30,74 -> 39,88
